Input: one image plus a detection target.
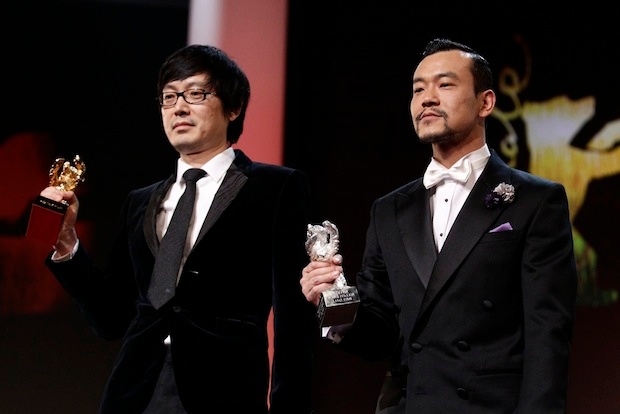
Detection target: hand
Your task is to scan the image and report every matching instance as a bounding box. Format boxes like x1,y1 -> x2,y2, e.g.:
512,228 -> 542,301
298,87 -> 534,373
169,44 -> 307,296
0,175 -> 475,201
300,254 -> 343,306
40,186 -> 79,255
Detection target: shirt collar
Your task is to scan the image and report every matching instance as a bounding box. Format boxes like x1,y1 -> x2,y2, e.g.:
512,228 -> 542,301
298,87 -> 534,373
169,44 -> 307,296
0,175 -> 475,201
466,143 -> 491,172
176,146 -> 236,183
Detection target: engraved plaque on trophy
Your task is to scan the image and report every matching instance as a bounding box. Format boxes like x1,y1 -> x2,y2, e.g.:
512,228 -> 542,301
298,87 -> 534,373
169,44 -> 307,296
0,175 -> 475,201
26,155 -> 86,245
306,220 -> 360,328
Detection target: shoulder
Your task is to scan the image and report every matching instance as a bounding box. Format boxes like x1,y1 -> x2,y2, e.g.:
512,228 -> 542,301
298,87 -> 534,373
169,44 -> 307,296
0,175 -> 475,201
249,161 -> 299,176
507,168 -> 567,201
122,177 -> 170,210
233,149 -> 307,182
487,150 -> 566,194
511,167 -> 561,188
128,178 -> 169,198
375,178 -> 424,203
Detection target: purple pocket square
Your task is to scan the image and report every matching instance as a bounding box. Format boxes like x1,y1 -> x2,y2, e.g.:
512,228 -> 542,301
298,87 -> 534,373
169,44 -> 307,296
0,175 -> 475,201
489,222 -> 513,233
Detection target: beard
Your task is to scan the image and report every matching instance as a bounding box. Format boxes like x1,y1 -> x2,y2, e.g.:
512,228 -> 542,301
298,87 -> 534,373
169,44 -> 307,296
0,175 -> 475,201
415,122 -> 457,145
414,110 -> 457,144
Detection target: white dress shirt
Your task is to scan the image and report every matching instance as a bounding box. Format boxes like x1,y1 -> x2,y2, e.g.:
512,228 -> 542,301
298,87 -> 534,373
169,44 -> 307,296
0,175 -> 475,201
427,145 -> 490,252
157,146 -> 235,278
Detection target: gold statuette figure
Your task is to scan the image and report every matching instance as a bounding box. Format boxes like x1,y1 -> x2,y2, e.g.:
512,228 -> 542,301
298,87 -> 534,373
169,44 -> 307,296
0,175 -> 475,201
48,154 -> 86,192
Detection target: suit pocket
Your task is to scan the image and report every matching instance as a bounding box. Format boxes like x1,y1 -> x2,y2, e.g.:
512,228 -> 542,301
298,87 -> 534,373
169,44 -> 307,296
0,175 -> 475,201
467,370 -> 521,408
478,229 -> 520,244
179,314 -> 264,345
215,316 -> 263,340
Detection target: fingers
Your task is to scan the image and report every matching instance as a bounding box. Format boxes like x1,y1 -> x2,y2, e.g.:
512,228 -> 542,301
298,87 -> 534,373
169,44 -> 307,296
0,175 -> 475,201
40,187 -> 80,254
40,186 -> 62,201
332,254 -> 342,265
300,260 -> 344,306
40,186 -> 76,205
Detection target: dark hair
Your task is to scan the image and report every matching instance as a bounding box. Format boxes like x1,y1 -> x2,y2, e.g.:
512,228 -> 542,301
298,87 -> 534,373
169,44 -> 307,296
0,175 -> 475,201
157,44 -> 250,144
421,38 -> 493,95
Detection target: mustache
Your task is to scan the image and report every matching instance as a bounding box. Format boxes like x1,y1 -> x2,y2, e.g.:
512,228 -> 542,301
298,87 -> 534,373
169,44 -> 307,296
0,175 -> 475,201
416,109 -> 446,122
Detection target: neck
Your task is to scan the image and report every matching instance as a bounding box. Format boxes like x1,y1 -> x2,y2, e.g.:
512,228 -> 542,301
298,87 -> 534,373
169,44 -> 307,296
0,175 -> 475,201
432,138 -> 486,168
180,144 -> 232,167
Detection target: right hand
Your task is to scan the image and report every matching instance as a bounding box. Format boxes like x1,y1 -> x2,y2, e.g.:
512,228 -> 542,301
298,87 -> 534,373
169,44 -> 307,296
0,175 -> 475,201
300,254 -> 344,306
40,186 -> 79,255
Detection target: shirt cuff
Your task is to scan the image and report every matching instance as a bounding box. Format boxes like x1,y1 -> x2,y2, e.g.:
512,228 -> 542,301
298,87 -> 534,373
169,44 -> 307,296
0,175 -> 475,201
51,240 -> 80,262
323,323 -> 353,344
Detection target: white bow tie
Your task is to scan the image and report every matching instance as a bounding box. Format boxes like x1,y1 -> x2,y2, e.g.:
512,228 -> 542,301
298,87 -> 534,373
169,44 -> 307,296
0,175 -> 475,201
423,158 -> 472,189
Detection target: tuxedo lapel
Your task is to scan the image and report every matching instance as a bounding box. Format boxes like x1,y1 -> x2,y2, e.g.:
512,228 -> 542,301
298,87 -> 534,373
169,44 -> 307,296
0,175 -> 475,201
143,151 -> 251,257
396,179 -> 436,288
194,161 -> 248,246
143,175 -> 175,256
418,152 -> 513,317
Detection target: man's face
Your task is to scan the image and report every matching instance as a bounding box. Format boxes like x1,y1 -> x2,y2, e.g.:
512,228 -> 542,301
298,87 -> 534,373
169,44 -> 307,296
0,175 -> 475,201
410,50 -> 482,145
160,74 -> 233,158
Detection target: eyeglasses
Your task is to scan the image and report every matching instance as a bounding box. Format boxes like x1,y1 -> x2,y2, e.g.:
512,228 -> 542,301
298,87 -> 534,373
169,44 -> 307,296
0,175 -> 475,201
157,88 -> 216,108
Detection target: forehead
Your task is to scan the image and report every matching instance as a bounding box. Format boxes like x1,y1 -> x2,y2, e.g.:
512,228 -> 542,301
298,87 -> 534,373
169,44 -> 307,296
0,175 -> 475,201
413,50 -> 472,81
163,73 -> 210,90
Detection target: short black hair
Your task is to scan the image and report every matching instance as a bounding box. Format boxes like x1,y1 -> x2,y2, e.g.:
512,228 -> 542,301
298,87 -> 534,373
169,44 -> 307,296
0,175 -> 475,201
157,44 -> 250,144
421,38 -> 493,95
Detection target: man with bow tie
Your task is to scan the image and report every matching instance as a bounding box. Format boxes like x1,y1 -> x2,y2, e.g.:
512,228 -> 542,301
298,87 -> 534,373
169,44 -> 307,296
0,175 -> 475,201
301,38 -> 577,414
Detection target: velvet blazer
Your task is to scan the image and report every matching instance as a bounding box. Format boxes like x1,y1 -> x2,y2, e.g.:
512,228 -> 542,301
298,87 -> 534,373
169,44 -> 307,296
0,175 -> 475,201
47,149 -> 318,414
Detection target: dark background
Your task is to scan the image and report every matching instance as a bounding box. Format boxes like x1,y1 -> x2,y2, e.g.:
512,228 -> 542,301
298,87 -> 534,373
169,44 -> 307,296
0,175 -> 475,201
1,0 -> 619,413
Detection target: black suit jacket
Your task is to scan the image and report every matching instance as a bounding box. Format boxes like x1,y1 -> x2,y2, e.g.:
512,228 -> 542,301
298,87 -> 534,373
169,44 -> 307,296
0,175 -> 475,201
47,149 -> 318,414
340,151 -> 577,414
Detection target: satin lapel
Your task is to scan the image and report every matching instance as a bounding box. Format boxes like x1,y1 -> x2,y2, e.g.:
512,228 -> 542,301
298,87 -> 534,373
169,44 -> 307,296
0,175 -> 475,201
143,175 -> 175,256
419,152 -> 513,316
396,179 -> 437,288
194,162 -> 248,245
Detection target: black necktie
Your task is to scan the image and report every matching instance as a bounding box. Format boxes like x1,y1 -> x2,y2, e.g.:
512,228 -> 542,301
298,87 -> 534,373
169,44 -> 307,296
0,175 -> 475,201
148,168 -> 206,309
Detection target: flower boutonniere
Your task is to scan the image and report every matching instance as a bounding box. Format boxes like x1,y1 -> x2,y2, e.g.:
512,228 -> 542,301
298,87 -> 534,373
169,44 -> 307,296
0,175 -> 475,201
484,182 -> 515,209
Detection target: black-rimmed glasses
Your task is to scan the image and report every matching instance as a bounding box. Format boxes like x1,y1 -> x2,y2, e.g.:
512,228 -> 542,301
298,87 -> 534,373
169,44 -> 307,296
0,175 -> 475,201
157,88 -> 216,108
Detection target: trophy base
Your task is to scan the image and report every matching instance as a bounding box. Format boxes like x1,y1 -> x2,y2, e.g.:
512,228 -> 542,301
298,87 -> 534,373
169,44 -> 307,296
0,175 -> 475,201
26,196 -> 67,246
317,286 -> 360,328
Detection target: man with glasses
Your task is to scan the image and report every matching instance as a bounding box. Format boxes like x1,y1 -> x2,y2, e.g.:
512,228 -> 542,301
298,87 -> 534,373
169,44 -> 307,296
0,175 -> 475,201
39,44 -> 317,414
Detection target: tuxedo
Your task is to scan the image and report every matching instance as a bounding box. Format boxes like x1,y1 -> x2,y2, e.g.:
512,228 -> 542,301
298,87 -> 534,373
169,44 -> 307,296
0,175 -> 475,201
46,150 -> 317,414
339,150 -> 577,413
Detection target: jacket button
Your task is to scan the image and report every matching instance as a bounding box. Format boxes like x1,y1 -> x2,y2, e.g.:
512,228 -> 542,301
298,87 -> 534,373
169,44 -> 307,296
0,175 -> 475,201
172,306 -> 183,313
410,342 -> 422,352
457,340 -> 470,351
457,387 -> 469,400
482,299 -> 494,310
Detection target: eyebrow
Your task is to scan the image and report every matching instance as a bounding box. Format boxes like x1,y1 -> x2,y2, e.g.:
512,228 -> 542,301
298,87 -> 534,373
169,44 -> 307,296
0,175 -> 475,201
413,71 -> 458,84
163,76 -> 211,90
163,83 -> 209,91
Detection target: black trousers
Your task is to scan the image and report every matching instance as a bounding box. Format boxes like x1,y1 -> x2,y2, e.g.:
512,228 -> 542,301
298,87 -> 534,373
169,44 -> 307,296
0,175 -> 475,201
143,345 -> 189,414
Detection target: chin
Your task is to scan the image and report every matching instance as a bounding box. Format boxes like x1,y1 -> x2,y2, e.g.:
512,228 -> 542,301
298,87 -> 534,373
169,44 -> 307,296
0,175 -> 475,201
170,139 -> 196,153
418,134 -> 439,144
419,128 -> 455,145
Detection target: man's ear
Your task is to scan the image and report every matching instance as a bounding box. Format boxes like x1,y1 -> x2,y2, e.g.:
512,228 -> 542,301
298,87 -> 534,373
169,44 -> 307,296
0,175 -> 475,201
480,89 -> 496,117
228,109 -> 241,121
